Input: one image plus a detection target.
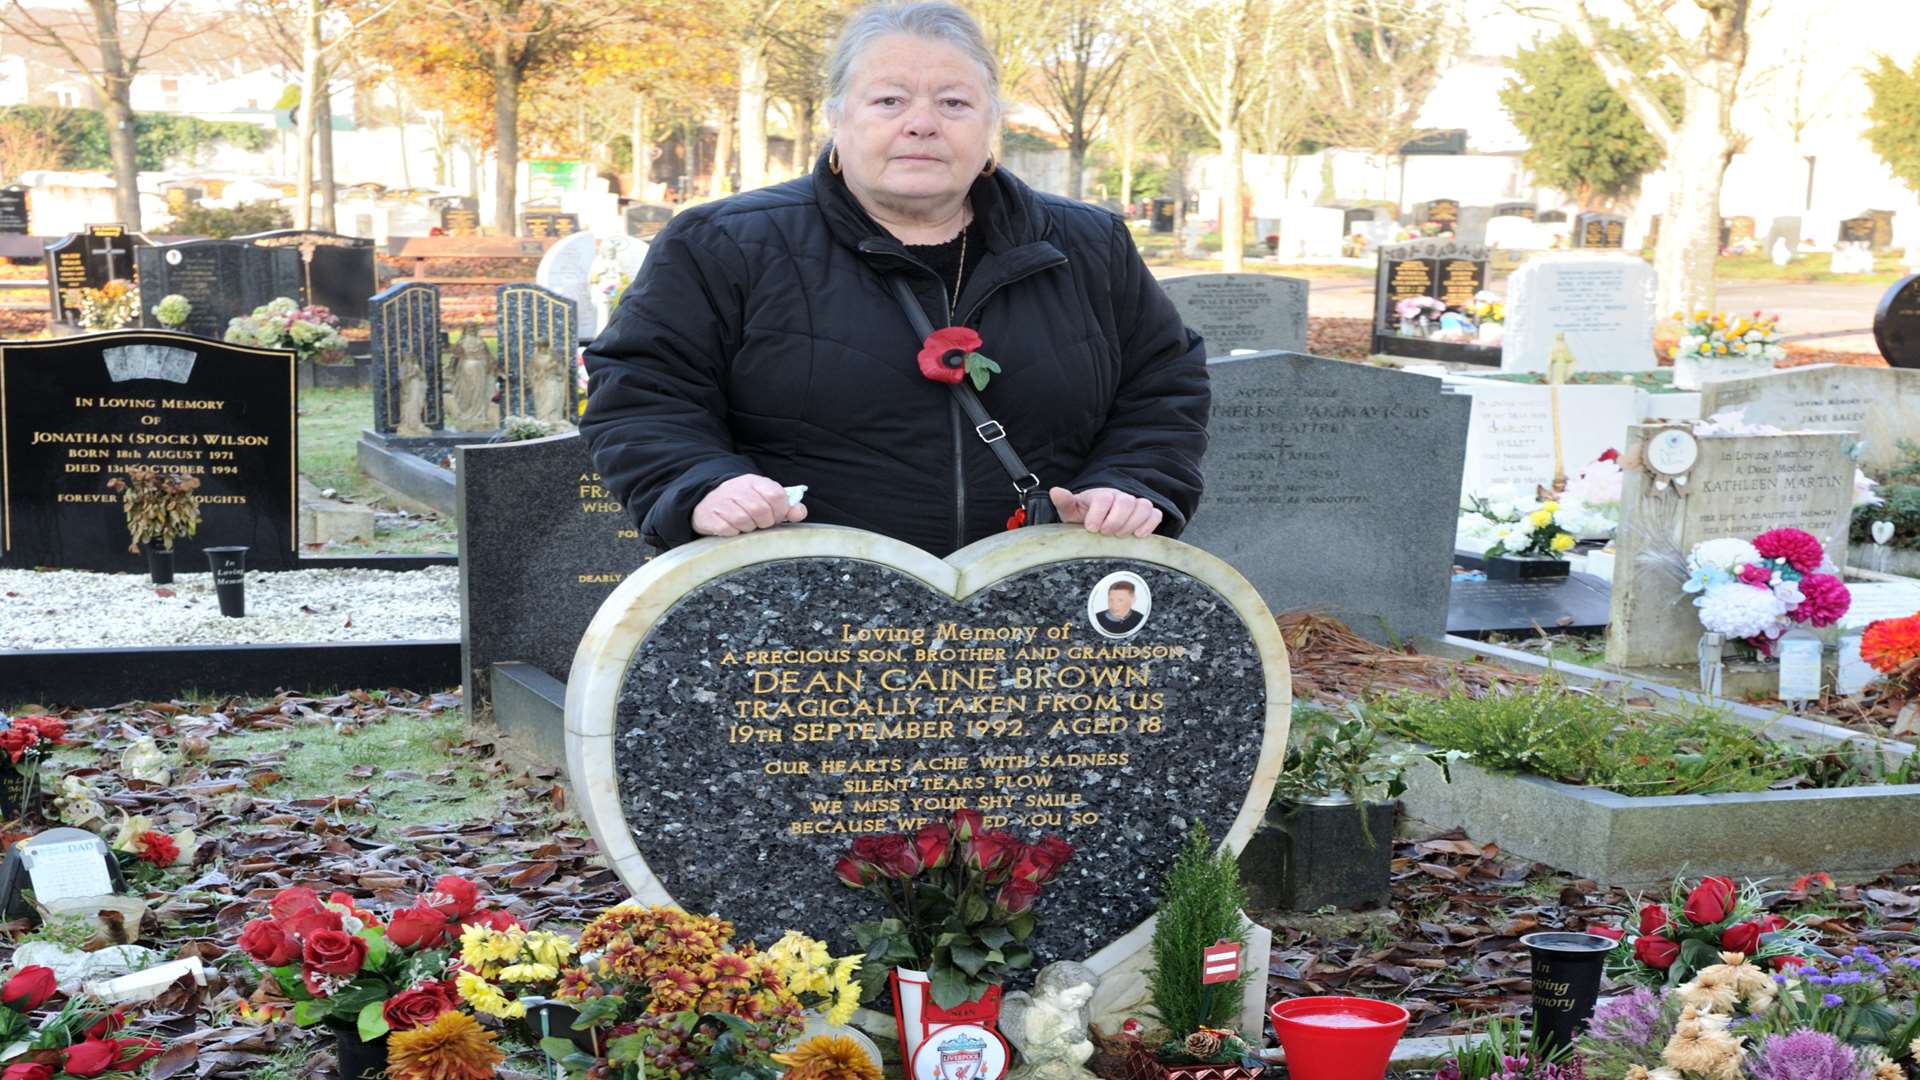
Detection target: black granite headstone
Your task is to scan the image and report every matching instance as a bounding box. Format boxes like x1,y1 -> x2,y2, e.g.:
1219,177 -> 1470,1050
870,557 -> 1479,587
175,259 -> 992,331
1151,198 -> 1174,234
496,283 -> 578,425
457,432 -> 652,707
236,230 -> 379,323
1493,203 -> 1537,221
1447,571 -> 1611,634
1875,274 -> 1920,370
0,331 -> 298,571
1421,198 -> 1460,228
597,540 -> 1274,960
1839,217 -> 1876,245
0,187 -> 27,235
1342,207 -> 1376,234
432,196 -> 481,236
44,225 -> 144,326
519,211 -> 580,238
624,204 -> 675,238
1538,210 -> 1568,224
135,240 -> 299,340
1371,239 -> 1496,364
1573,212 -> 1625,249
1868,210 -> 1896,253
368,283 -> 444,435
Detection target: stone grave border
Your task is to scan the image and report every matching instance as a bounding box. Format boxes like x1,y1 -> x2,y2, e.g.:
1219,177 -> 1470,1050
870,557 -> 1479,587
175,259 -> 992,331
564,524 -> 1293,972
1389,635 -> 1920,884
354,432 -> 458,516
1,553 -> 458,706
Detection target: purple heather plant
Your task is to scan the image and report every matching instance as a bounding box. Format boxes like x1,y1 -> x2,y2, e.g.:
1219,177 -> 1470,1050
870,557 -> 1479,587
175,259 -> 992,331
1746,1030 -> 1876,1080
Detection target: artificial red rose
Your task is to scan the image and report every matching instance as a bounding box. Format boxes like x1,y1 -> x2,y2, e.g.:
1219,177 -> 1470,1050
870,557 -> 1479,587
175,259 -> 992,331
1721,920 -> 1765,955
0,728 -> 37,764
426,876 -> 480,920
916,327 -> 981,385
328,892 -> 379,928
849,835 -> 892,865
113,1037 -> 164,1069
460,909 -> 520,932
834,854 -> 870,887
1634,935 -> 1680,970
995,877 -> 1041,915
2,1063 -> 52,1080
1639,904 -> 1670,936
1757,914 -> 1788,933
869,835 -> 922,879
1771,955 -> 1805,972
914,824 -> 954,870
271,887 -> 343,940
1598,448 -> 1620,462
383,980 -> 460,1031
135,831 -> 179,868
385,901 -> 453,951
1683,876 -> 1738,926
1589,926 -> 1625,942
61,1039 -> 117,1078
240,919 -> 301,967
966,830 -> 1020,874
84,1010 -> 126,1040
950,809 -> 984,842
303,928 -> 369,977
1017,836 -> 1074,884
14,716 -> 64,743
0,965 -> 56,1011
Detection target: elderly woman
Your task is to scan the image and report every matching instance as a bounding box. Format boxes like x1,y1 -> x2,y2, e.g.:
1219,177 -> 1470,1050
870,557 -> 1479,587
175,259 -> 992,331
581,1 -> 1206,556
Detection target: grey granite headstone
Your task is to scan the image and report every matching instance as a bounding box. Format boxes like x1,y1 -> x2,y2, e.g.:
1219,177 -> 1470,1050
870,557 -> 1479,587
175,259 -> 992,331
1697,364 -> 1919,475
1162,274 -> 1308,356
457,431 -> 652,709
496,283 -> 578,425
1181,352 -> 1470,642
368,282 -> 443,435
1455,205 -> 1493,245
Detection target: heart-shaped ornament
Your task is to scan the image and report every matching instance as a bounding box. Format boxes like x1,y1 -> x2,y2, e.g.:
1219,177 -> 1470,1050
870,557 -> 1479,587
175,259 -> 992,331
1874,520 -> 1895,545
567,525 -> 1290,970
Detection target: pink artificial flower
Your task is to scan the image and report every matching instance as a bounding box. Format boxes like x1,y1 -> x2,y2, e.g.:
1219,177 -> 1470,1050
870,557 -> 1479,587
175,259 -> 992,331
1752,528 -> 1825,573
1791,573 -> 1851,628
1738,563 -> 1774,588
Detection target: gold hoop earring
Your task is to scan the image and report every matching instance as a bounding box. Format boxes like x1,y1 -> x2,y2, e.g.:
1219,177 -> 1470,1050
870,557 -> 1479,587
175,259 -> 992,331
828,145 -> 841,175
980,154 -> 997,177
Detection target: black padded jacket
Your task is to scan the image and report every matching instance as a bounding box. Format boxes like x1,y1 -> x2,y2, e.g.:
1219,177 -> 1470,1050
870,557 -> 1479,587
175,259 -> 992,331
578,158 -> 1209,556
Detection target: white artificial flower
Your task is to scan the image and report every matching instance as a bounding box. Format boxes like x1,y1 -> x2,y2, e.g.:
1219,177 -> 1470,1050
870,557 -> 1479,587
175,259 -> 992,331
1695,581 -> 1789,639
1856,469 -> 1884,509
1688,538 -> 1762,575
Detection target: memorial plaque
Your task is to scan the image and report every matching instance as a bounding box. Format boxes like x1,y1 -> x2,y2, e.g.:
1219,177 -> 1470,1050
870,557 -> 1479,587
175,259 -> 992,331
496,283 -> 578,425
45,225 -> 143,326
520,211 -> 580,238
135,240 -> 298,340
1161,274 -> 1307,356
566,526 -> 1291,961
0,828 -> 128,918
0,331 -> 298,571
368,283 -> 443,435
0,187 -> 27,235
1876,275 -> 1920,370
1451,380 -> 1641,493
1492,203 -> 1536,221
236,230 -> 379,323
1573,212 -> 1625,249
458,431 -> 652,707
1448,572 -> 1611,635
1183,352 -> 1470,643
1698,364 -> 1919,474
1606,426 -> 1856,666
1839,217 -> 1876,245
1500,254 -> 1657,373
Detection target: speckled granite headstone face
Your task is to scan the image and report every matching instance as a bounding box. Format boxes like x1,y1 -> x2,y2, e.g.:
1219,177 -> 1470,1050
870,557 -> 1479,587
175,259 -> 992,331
568,527 -> 1290,967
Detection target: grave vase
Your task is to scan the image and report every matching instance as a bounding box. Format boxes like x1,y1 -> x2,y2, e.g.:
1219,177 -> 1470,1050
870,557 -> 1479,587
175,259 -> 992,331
521,1000 -> 599,1055
1484,555 -> 1571,581
326,1019 -> 388,1080
143,544 -> 174,585
1240,796 -> 1394,912
0,766 -> 39,821
889,967 -> 1002,1072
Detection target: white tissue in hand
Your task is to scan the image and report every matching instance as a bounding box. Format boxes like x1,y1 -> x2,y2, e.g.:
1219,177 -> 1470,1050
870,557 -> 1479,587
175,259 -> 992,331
784,485 -> 808,506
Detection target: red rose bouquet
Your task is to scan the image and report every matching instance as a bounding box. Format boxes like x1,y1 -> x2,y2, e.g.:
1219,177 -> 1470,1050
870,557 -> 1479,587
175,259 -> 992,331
0,715 -> 69,815
0,965 -> 162,1078
241,876 -> 514,1041
1602,874 -> 1821,987
834,808 -> 1073,1007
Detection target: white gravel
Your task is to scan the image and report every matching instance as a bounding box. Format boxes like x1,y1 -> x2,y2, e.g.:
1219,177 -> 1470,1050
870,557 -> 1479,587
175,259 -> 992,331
0,566 -> 459,650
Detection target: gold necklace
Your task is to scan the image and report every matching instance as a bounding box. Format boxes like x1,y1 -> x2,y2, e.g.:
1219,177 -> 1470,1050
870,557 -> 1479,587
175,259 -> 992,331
948,225 -> 967,322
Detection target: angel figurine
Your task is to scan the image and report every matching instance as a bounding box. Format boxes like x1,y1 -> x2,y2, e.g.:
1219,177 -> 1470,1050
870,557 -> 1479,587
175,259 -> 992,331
1001,961 -> 1098,1080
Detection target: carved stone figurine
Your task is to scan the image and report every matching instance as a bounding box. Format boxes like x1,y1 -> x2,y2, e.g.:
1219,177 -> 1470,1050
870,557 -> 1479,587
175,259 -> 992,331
1001,961 -> 1098,1080
395,352 -> 430,437
447,324 -> 496,432
529,339 -> 572,428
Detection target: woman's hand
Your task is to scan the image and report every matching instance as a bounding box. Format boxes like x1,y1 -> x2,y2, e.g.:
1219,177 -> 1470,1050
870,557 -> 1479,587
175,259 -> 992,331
1048,487 -> 1163,538
692,475 -> 808,537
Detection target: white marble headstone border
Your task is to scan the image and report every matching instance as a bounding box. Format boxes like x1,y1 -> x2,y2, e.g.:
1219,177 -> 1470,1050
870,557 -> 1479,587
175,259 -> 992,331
564,523 -> 1292,976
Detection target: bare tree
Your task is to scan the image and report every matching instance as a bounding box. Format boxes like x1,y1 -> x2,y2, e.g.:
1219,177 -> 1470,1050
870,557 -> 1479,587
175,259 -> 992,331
1534,0 -> 1753,313
0,0 -> 198,229
967,0 -> 1066,104
1303,0 -> 1456,156
1034,0 -> 1129,200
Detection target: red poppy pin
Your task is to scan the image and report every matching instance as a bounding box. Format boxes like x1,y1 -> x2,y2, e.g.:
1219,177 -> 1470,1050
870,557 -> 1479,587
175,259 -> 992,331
917,327 -> 1002,391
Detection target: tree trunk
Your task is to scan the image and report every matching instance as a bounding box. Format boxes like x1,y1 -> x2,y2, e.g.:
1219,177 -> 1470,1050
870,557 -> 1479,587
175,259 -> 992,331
1170,144 -> 1187,234
294,0 -> 321,229
736,40 -> 769,190
796,93 -> 815,171
87,0 -> 141,230
1067,136 -> 1085,200
317,67 -> 337,231
1219,124 -> 1244,273
492,44 -> 522,233
630,92 -> 650,198
1652,63 -> 1738,315
711,115 -> 733,198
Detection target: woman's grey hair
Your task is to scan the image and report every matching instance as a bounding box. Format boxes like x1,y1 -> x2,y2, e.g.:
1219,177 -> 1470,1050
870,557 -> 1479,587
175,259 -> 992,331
823,2 -> 1003,126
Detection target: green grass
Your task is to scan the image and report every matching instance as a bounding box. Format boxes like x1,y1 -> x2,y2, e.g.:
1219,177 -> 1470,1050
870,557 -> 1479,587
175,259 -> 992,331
297,386 -> 456,554
1709,250 -> 1909,286
212,710 -> 510,840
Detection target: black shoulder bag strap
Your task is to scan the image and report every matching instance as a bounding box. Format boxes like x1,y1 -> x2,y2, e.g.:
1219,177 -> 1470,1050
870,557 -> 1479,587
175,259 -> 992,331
886,275 -> 1057,527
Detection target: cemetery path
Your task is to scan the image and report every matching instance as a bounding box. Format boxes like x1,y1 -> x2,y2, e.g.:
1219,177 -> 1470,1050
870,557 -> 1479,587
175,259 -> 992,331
1720,279 -> 1887,354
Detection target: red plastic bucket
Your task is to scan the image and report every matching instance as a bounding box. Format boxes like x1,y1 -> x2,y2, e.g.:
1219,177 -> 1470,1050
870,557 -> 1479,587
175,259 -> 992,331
1268,996 -> 1409,1080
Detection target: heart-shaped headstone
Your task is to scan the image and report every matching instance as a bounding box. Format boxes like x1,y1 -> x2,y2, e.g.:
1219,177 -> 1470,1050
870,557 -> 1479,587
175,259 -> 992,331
1874,520 -> 1896,545
566,525 -> 1290,971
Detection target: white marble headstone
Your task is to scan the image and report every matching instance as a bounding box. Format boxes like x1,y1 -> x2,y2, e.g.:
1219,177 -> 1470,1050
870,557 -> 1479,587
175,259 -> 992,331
1449,377 -> 1642,494
537,231 -> 601,341
1500,254 -> 1656,373
1278,206 -> 1344,259
1485,215 -> 1535,250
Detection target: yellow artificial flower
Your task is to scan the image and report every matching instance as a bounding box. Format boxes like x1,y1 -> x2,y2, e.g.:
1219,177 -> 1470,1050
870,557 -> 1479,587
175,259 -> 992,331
525,930 -> 577,969
456,970 -> 526,1020
459,923 -> 524,974
825,957 -> 863,1026
773,1035 -> 883,1080
498,962 -> 560,984
387,1011 -> 506,1080
1540,501 -> 1558,513
1529,509 -> 1554,527
1694,310 -> 1709,321
1551,532 -> 1576,553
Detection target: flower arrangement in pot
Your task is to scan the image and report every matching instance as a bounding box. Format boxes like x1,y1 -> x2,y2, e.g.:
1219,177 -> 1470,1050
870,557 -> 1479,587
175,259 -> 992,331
239,876 -> 513,1080
1669,309 -> 1785,389
77,280 -> 137,331
833,808 -> 1073,1063
1685,529 -> 1852,660
1597,874 -> 1822,988
150,293 -> 191,330
105,467 -> 200,583
0,963 -> 164,1077
224,297 -> 351,365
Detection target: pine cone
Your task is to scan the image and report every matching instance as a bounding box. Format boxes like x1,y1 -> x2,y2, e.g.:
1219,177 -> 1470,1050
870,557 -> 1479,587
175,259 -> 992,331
1183,1032 -> 1221,1060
